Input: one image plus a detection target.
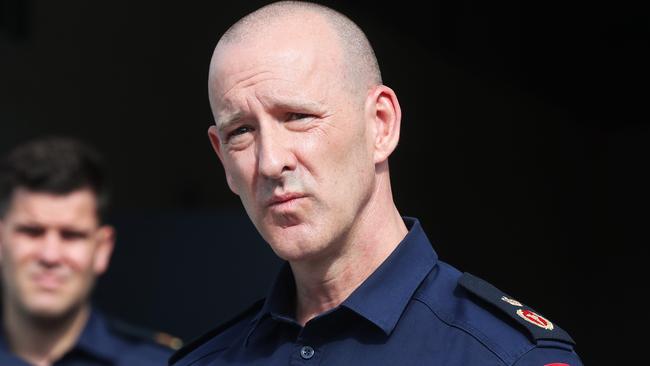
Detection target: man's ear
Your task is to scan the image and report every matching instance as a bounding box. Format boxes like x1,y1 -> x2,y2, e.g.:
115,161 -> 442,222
93,225 -> 115,275
0,221 -> 4,262
208,125 -> 239,195
365,85 -> 402,164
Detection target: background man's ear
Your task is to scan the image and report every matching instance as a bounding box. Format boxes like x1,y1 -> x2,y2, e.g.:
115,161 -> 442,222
0,221 -> 4,261
93,225 -> 115,275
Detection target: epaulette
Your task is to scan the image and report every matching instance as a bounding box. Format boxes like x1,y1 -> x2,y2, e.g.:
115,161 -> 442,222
458,272 -> 575,347
169,298 -> 265,365
108,317 -> 184,350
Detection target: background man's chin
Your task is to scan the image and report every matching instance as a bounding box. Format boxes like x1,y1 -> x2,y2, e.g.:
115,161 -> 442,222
24,301 -> 81,324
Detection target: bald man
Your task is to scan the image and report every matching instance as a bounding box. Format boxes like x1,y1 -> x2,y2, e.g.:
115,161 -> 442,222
170,2 -> 582,365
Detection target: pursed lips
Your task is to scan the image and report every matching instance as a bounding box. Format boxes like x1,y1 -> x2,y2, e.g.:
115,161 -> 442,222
266,192 -> 307,208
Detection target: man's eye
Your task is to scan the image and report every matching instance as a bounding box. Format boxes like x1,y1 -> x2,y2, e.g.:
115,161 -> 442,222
60,230 -> 89,240
16,226 -> 45,237
228,126 -> 253,139
286,113 -> 312,121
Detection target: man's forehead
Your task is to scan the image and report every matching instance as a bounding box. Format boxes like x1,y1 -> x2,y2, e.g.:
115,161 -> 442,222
210,49 -> 336,123
212,37 -> 336,82
212,51 -> 302,91
6,189 -> 99,225
210,14 -> 343,89
208,16 -> 346,126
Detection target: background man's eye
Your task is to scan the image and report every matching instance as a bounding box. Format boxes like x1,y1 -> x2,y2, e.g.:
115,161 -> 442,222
61,230 -> 88,240
17,226 -> 45,237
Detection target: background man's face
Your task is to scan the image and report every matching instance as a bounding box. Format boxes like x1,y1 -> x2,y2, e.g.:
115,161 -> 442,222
209,19 -> 377,263
0,189 -> 113,318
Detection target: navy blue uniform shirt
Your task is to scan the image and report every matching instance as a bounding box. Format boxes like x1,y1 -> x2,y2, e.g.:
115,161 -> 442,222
171,217 -> 582,366
0,310 -> 173,365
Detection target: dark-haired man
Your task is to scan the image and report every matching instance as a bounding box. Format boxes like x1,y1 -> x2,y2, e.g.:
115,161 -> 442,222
0,137 -> 176,366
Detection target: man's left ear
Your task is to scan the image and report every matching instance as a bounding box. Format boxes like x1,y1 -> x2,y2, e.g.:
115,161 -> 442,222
0,221 -> 4,261
365,85 -> 402,164
93,225 -> 115,275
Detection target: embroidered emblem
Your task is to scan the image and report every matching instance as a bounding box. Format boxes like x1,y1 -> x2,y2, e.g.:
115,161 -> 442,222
501,296 -> 523,307
517,309 -> 554,330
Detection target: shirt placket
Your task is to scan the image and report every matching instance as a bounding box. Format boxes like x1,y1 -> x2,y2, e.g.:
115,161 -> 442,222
289,332 -> 322,366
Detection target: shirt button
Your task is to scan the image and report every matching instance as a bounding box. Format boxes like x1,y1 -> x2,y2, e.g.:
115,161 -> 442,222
300,345 -> 315,360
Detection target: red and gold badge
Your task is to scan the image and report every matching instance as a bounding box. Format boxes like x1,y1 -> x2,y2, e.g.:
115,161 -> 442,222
516,309 -> 554,330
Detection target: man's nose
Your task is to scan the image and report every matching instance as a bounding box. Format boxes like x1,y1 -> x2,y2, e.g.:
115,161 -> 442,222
257,124 -> 297,179
39,231 -> 64,265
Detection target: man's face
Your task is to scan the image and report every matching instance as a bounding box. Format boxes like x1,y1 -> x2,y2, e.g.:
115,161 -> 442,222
208,20 -> 378,262
0,189 -> 113,319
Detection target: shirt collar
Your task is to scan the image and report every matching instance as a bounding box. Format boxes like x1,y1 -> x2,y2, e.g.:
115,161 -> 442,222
341,217 -> 438,335
0,308 -> 117,365
0,326 -> 23,365
247,217 -> 438,342
73,309 -> 120,364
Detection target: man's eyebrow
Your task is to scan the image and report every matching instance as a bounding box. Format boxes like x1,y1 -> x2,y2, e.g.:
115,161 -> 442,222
216,98 -> 326,131
216,111 -> 245,132
270,97 -> 326,113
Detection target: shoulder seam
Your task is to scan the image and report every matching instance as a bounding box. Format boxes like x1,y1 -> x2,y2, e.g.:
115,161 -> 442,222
510,343 -> 582,366
511,344 -> 538,366
411,297 -> 511,365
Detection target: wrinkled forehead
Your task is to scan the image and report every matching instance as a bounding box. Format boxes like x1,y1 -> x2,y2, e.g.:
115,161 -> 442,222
208,20 -> 345,111
210,44 -> 321,94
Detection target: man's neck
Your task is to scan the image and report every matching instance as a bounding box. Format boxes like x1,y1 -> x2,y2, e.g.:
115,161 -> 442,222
291,176 -> 408,326
3,302 -> 90,366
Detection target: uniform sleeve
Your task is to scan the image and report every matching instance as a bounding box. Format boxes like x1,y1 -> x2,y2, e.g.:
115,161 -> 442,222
512,346 -> 583,366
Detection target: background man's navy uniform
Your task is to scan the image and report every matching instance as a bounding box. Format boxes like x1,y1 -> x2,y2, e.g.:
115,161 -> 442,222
0,310 -> 175,365
170,218 -> 582,366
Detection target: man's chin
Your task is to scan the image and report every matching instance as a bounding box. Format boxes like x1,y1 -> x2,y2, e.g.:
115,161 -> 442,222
23,297 -> 80,321
266,236 -> 327,263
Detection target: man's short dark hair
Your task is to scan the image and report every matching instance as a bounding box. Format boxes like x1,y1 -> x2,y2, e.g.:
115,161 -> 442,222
0,137 -> 109,221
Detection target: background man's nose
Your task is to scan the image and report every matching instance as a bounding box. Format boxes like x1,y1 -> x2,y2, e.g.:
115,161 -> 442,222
38,231 -> 64,266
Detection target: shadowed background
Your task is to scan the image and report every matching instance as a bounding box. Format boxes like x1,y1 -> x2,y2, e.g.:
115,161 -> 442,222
1,1 -> 648,363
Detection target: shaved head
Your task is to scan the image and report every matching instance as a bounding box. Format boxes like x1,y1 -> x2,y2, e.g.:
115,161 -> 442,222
210,1 -> 382,104
204,0 -> 403,282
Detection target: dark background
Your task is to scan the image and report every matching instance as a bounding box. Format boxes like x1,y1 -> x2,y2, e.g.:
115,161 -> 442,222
1,1 -> 648,363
